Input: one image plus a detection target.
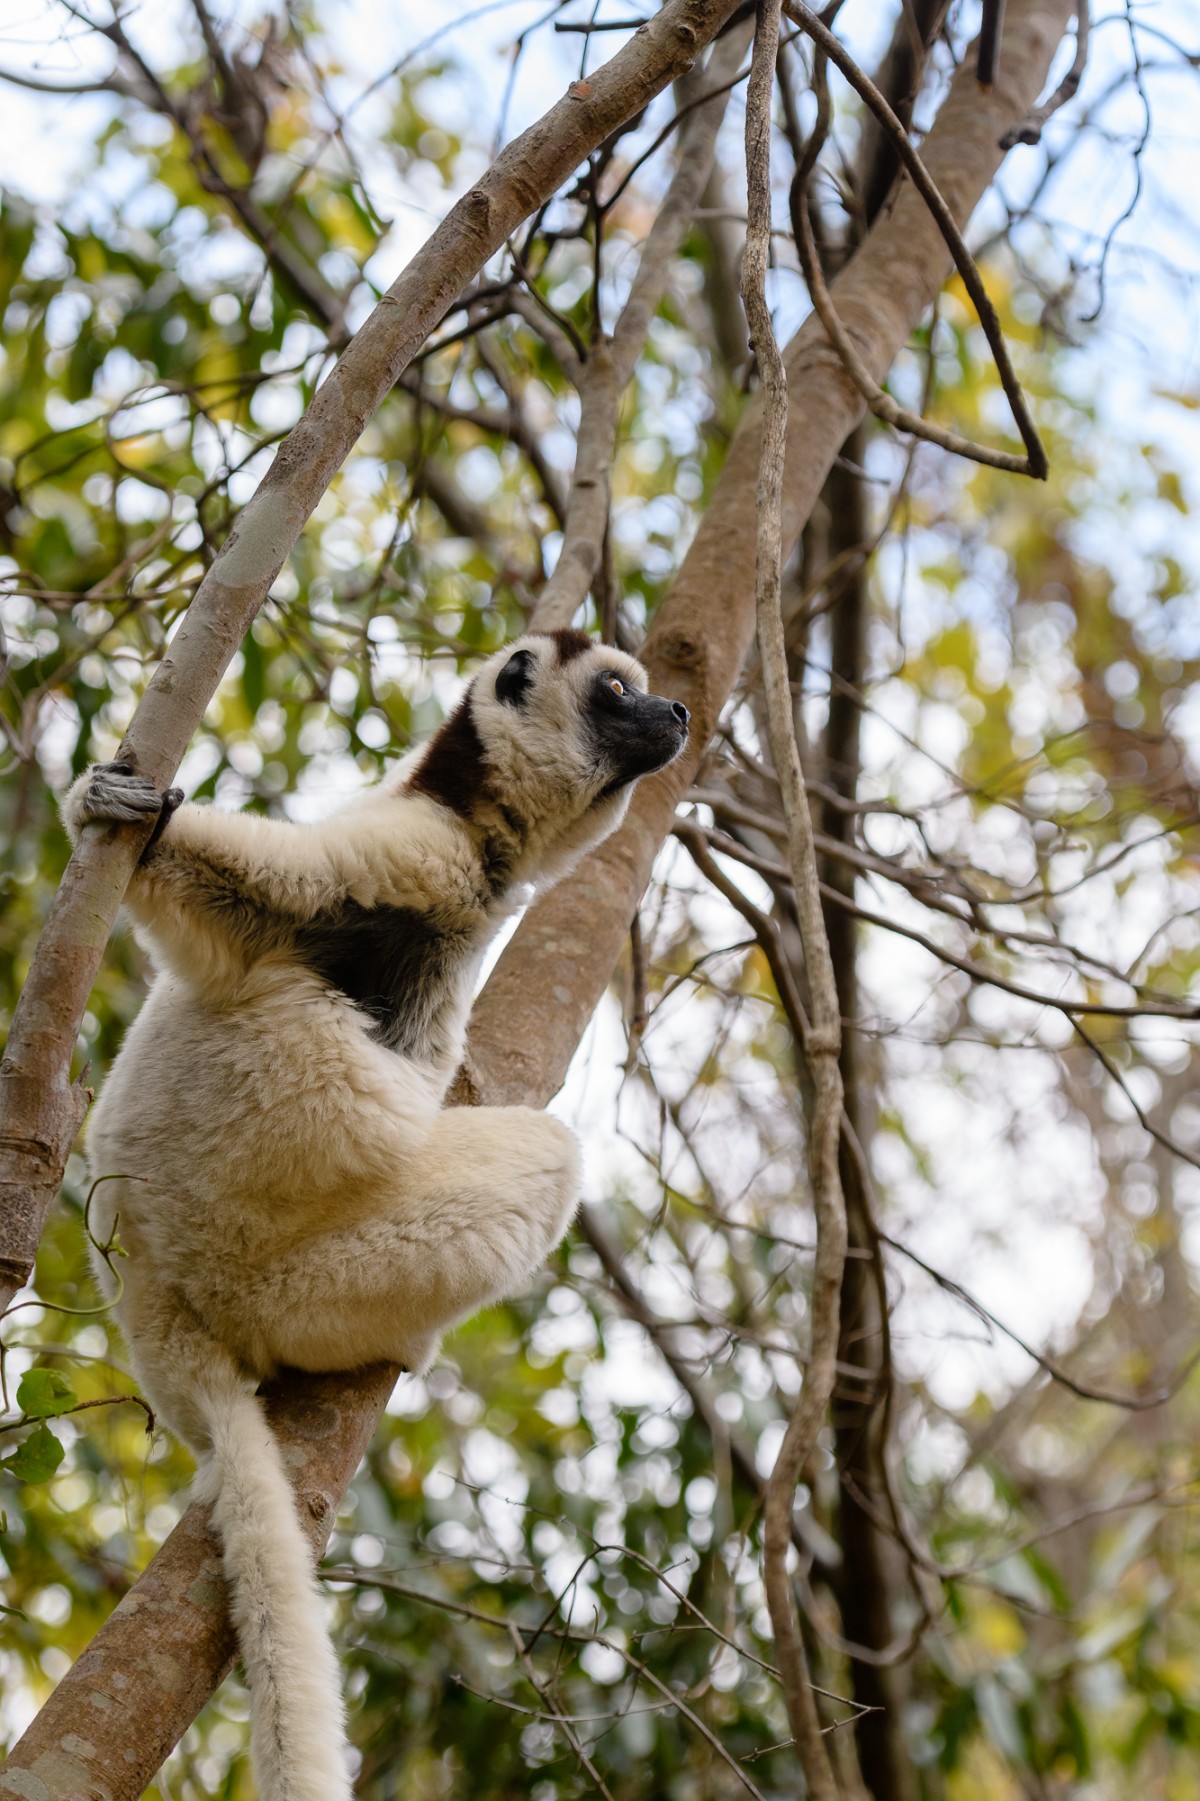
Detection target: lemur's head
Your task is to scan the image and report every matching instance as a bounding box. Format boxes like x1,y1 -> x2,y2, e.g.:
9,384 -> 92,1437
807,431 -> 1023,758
408,630 -> 689,886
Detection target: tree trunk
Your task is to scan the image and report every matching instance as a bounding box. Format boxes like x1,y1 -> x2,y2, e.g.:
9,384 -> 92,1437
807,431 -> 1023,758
818,438 -> 916,1801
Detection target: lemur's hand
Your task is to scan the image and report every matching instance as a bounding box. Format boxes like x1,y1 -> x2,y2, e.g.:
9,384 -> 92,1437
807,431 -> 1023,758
63,762 -> 184,846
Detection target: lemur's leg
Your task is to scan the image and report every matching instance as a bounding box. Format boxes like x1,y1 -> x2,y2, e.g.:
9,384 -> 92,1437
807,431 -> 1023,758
248,1108 -> 581,1375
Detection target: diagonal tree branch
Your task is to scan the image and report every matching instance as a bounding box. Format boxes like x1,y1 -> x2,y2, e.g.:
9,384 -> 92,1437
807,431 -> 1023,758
0,1 -> 1073,1792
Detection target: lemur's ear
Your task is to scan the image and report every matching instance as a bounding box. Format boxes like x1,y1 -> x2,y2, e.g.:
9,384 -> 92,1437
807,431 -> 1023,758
495,647 -> 535,708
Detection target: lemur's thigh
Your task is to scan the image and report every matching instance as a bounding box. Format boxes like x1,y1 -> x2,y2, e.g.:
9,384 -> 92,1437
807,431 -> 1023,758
257,1107 -> 581,1373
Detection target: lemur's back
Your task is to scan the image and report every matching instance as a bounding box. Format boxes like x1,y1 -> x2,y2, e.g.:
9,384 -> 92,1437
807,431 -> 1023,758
88,958 -> 458,1283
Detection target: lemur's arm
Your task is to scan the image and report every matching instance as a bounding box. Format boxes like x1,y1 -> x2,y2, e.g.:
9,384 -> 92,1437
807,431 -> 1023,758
64,763 -> 348,916
62,763 -> 477,983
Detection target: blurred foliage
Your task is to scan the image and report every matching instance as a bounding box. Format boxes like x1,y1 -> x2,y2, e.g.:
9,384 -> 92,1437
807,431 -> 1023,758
3,4 -> 1200,1799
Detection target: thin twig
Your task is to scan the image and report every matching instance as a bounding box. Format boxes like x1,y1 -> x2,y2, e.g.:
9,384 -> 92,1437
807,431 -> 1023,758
740,4 -> 848,1796
506,1619 -> 620,1801
2,1391 -> 155,1435
825,887 -> 1200,1023
555,16 -> 652,29
1069,1018 -> 1200,1174
679,808 -> 1200,1022
792,186 -> 1037,474
579,1206 -> 838,1567
1080,0 -> 1150,323
881,1232 -> 1200,1411
620,1641 -> 769,1799
675,826 -> 813,1052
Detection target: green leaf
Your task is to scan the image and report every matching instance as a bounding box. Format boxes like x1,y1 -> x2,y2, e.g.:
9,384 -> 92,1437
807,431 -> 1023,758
1157,468 -> 1186,512
5,1422 -> 65,1484
17,1368 -> 77,1419
976,1674 -> 1024,1761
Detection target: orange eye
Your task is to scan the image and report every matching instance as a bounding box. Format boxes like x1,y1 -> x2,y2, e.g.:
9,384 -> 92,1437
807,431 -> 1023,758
607,676 -> 625,696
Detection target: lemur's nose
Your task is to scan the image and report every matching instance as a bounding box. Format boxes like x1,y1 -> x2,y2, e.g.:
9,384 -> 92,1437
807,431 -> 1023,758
671,702 -> 691,730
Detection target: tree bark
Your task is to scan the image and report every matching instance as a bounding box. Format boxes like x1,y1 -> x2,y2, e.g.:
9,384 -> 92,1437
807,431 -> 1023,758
0,0 -> 743,1313
0,2 -> 1073,1792
819,438 -> 917,1801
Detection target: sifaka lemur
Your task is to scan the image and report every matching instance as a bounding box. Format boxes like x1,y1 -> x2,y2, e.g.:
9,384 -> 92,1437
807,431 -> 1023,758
62,628 -> 690,1801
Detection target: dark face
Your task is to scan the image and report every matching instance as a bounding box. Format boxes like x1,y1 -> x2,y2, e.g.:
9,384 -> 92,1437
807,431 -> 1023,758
587,666 -> 690,797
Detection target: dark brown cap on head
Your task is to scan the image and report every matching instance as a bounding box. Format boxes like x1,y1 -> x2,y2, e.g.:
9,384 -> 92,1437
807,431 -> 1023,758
536,628 -> 593,664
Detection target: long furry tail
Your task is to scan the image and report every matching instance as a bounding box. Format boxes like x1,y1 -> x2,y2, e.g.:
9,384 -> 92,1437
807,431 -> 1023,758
186,1338 -> 351,1801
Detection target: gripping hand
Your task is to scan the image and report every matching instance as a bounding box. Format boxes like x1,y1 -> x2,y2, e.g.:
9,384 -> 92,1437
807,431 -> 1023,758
63,762 -> 184,848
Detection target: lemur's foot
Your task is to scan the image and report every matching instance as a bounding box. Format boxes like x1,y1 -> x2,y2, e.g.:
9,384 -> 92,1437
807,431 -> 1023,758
68,762 -> 183,832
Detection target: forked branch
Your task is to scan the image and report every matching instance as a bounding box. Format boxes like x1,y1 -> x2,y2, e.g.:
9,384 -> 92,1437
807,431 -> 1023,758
783,0 -> 1048,480
1002,4 -> 1089,146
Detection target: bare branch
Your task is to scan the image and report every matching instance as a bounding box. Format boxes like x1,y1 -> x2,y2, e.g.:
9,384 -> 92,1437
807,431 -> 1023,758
882,1231 -> 1200,1412
824,887 -> 1200,1022
475,338 -> 572,525
792,185 -> 1039,473
741,6 -> 848,1793
507,287 -> 587,386
675,823 -> 814,1054
505,1619 -> 621,1801
1001,3 -> 1089,146
579,1205 -> 838,1567
0,64 -> 127,95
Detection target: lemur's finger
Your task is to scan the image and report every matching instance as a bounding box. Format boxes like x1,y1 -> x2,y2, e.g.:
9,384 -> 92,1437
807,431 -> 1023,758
79,766 -> 169,825
92,780 -> 162,808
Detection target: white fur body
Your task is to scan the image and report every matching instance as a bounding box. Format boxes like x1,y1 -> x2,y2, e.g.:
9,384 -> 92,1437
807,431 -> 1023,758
64,631 -> 687,1800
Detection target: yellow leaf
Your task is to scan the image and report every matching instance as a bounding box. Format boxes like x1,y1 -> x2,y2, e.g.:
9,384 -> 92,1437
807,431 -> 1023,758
973,1598 -> 1026,1658
194,340 -> 244,421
